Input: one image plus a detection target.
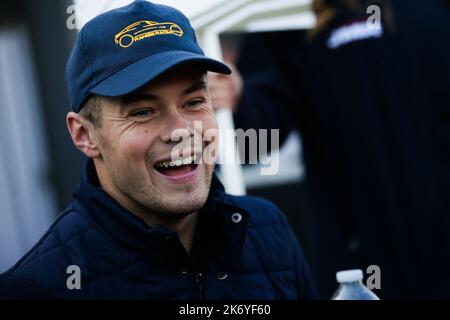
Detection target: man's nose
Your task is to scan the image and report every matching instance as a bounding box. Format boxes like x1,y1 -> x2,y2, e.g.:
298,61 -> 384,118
159,109 -> 193,143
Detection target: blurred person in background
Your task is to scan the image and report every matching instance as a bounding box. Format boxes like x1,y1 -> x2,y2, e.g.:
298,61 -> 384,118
0,0 -> 316,300
209,0 -> 450,298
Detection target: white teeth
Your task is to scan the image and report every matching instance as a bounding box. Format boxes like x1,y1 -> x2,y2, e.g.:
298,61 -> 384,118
156,155 -> 196,168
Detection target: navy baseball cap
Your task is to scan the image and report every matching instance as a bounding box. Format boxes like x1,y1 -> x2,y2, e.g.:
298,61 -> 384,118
66,0 -> 231,112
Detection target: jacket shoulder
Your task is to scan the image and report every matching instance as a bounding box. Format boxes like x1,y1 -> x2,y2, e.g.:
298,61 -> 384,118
9,208 -> 95,270
2,207 -> 98,294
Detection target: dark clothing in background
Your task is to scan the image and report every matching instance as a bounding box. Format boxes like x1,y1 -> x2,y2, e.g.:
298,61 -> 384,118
234,0 -> 450,299
0,160 -> 316,299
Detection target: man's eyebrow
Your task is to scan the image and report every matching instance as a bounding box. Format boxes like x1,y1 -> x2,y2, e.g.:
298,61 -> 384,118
120,79 -> 207,106
121,93 -> 159,106
182,79 -> 208,95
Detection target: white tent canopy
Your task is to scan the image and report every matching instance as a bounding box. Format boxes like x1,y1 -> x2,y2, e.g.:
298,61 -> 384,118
75,0 -> 314,31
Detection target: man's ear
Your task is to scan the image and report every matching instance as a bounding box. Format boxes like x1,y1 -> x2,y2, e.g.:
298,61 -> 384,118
66,112 -> 101,158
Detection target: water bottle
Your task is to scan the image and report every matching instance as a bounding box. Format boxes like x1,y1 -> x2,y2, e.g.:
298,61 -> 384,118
331,269 -> 380,300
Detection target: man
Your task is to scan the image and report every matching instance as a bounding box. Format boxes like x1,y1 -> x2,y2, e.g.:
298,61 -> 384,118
0,0 -> 316,299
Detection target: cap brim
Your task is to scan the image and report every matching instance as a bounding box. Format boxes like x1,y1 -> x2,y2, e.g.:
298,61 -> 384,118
90,51 -> 231,97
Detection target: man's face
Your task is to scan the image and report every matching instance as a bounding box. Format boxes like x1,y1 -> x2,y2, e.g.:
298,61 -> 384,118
91,65 -> 218,222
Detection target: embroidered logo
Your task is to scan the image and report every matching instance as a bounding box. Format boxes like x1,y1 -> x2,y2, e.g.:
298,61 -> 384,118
115,20 -> 183,48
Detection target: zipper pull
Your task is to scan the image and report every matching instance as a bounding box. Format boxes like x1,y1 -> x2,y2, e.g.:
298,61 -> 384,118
195,272 -> 204,300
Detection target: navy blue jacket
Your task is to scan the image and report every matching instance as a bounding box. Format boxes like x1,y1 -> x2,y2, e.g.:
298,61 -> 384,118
0,160 -> 316,299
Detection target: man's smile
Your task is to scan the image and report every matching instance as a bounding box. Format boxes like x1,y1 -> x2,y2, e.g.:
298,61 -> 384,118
152,153 -> 202,184
154,154 -> 198,176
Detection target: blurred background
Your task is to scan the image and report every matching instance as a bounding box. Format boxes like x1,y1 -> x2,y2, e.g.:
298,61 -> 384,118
0,0 -> 449,299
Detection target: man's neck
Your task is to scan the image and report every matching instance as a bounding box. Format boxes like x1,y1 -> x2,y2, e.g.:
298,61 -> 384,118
134,209 -> 199,253
94,162 -> 198,252
105,186 -> 198,253
156,212 -> 198,253
107,186 -> 198,252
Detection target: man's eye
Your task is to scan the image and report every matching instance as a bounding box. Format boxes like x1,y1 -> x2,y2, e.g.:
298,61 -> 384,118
130,109 -> 154,117
185,99 -> 205,109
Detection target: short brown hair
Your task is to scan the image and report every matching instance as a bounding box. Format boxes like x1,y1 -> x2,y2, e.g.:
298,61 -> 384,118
79,95 -> 102,128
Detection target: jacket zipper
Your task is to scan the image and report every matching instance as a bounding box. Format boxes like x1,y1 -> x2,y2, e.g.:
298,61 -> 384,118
195,273 -> 204,300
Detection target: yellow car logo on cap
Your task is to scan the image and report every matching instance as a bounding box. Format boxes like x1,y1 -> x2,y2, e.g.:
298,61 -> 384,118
115,20 -> 184,48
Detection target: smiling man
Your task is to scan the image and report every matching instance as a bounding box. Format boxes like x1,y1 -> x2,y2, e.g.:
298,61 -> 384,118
0,0 -> 316,300
71,66 -> 218,253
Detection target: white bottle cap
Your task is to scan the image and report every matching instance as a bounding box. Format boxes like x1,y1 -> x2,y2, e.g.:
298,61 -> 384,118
336,269 -> 364,283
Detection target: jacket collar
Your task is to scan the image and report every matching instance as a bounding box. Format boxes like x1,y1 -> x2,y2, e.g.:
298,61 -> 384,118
72,158 -> 249,269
